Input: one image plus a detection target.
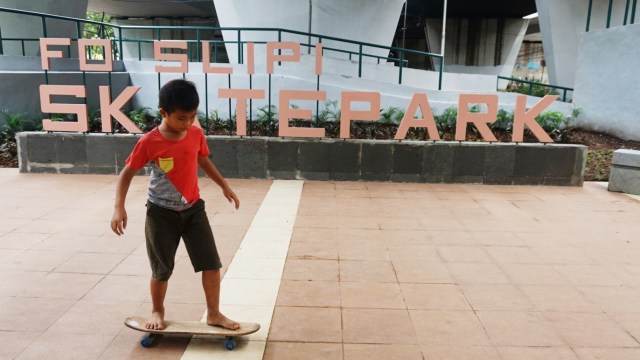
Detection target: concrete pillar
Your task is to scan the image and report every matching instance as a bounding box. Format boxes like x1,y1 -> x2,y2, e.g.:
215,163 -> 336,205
0,0 -> 89,56
212,0 -> 404,64
535,0 -> 636,88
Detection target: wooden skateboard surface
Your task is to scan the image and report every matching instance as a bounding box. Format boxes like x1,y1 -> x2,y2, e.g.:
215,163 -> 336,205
125,316 -> 260,336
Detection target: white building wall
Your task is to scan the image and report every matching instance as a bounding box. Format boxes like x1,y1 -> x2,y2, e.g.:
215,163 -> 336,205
212,0 -> 404,63
535,0 -> 636,89
573,24 -> 640,141
0,0 -> 89,56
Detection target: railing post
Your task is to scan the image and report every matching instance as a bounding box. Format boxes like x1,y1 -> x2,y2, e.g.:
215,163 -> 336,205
237,29 -> 241,64
563,89 -> 568,102
358,44 -> 363,78
196,28 -> 201,62
528,83 -> 533,96
119,28 -> 124,60
41,16 -> 48,37
606,0 -> 613,28
438,56 -> 443,90
0,27 -> 3,55
586,0 -> 594,31
632,0 -> 638,24
398,51 -> 404,85
625,0 -> 631,25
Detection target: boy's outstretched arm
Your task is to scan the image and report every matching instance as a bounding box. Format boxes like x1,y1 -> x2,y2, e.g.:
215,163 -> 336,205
111,165 -> 138,235
198,156 -> 240,209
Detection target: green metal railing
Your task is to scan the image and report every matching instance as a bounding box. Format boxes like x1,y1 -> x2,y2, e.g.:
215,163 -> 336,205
497,76 -> 573,102
586,0 -> 638,31
0,6 -> 442,89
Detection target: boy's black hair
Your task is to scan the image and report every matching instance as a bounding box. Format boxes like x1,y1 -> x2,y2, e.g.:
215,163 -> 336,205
158,79 -> 200,114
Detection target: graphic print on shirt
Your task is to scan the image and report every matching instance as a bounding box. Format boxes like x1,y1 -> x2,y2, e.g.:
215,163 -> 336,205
158,157 -> 174,173
148,161 -> 190,210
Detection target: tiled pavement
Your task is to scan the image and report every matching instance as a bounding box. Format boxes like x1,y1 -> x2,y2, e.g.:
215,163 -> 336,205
1,168 -> 640,359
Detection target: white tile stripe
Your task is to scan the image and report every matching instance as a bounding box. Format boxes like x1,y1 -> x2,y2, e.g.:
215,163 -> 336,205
180,180 -> 304,359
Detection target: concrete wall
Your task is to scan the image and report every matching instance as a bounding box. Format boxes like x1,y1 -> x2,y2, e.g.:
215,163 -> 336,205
16,132 -> 587,186
0,56 -> 130,124
573,24 -> 640,140
0,0 -> 89,56
535,0 -> 637,89
212,0 -> 404,63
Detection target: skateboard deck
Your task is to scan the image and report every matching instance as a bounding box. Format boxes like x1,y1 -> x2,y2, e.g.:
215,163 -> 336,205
125,316 -> 260,350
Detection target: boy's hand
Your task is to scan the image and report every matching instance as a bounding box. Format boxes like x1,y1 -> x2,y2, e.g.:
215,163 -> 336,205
111,207 -> 128,235
223,188 -> 240,210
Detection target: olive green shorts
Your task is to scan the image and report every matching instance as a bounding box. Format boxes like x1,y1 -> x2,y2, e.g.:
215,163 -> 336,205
145,199 -> 222,281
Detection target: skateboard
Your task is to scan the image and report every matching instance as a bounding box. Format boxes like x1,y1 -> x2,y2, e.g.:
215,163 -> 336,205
124,316 -> 260,351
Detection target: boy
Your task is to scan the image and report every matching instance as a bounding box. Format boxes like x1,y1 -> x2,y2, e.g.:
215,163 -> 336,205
110,79 -> 239,331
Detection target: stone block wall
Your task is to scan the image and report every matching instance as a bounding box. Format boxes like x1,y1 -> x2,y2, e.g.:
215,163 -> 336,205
17,132 -> 587,186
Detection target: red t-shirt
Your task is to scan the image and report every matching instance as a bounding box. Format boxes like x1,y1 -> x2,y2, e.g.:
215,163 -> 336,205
126,126 -> 210,210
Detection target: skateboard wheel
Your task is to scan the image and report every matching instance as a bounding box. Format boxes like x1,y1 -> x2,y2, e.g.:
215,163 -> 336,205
140,333 -> 160,348
225,338 -> 236,351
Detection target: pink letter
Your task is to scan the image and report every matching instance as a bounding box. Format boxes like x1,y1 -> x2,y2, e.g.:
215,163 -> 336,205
40,85 -> 88,132
218,89 -> 266,136
455,94 -> 498,141
512,95 -> 557,143
154,40 -> 188,73
266,42 -> 301,74
279,90 -> 327,138
340,92 -> 381,139
78,39 -> 113,71
40,38 -> 71,70
394,93 -> 440,140
247,42 -> 255,75
202,41 -> 233,74
99,86 -> 142,133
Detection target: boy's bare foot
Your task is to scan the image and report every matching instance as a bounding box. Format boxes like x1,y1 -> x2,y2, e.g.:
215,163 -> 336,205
145,310 -> 165,330
207,311 -> 240,330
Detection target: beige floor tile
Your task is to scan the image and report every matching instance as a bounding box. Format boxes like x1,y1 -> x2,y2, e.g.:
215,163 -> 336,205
294,215 -> 337,228
0,331 -> 39,360
48,300 -> 140,336
379,229 -> 431,246
461,284 -> 535,311
532,246 -> 596,265
476,311 -> 565,347
291,227 -> 338,242
421,345 -> 502,360
110,254 -> 151,276
438,246 -> 493,263
401,283 -> 471,310
98,331 -> 190,360
554,264 -> 625,286
220,279 -> 281,306
83,274 -> 150,304
485,246 -> 545,264
4,249 -> 76,272
269,306 -> 342,342
387,245 -> 440,262
264,342 -> 342,360
341,282 -> 405,309
21,272 -> 104,300
608,312 -> 640,341
0,232 -> 51,250
393,261 -> 453,284
543,312 -> 639,347
55,252 -> 126,274
282,259 -> 339,281
343,308 -> 417,344
276,280 -> 341,307
577,286 -> 640,312
339,239 -> 389,261
497,346 -> 579,360
410,310 -> 491,346
340,260 -> 398,283
0,269 -> 48,297
287,240 -> 339,260
573,348 -> 640,360
522,284 -> 599,312
501,264 -> 569,285
16,331 -> 114,360
81,234 -> 143,255
224,257 -> 286,280
447,263 -> 510,284
0,297 -> 75,332
471,231 -> 525,246
427,230 -> 476,246
344,344 -> 423,360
